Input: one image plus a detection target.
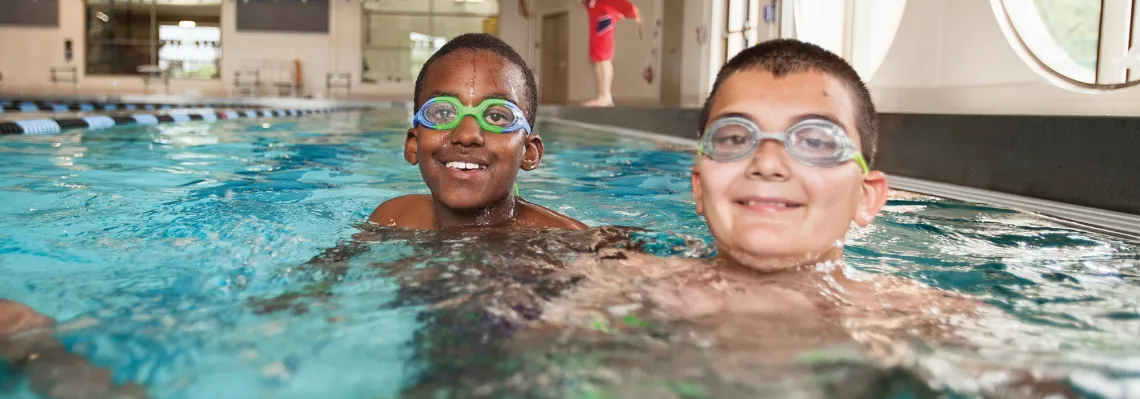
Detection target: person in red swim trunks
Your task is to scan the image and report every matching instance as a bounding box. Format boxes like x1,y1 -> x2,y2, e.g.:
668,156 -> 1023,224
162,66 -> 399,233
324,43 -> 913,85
580,0 -> 640,107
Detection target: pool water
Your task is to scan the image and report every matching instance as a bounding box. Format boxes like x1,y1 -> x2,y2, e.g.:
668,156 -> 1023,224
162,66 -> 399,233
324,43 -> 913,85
0,110 -> 1137,398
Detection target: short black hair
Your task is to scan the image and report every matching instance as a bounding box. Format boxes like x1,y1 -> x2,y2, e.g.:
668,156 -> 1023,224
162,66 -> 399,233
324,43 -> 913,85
698,39 -> 878,166
413,33 -> 538,126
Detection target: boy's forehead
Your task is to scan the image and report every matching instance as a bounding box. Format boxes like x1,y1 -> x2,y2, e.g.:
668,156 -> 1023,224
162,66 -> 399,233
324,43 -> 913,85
713,69 -> 857,135
422,50 -> 527,106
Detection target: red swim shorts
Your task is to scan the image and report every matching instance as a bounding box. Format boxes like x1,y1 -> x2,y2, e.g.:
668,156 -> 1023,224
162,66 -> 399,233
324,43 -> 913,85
586,0 -> 638,62
589,14 -> 617,62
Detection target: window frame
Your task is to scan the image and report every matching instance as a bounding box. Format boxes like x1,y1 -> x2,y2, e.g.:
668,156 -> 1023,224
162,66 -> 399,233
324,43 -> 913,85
84,0 -> 223,80
992,0 -> 1140,91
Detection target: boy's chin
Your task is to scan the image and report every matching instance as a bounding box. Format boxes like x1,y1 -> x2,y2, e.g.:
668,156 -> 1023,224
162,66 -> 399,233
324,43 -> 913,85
720,241 -> 844,272
436,191 -> 504,211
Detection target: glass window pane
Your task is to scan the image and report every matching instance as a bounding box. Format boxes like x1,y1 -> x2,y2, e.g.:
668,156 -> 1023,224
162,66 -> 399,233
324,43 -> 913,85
432,16 -> 494,40
158,25 -> 221,78
365,0 -> 431,13
431,0 -> 498,16
1002,0 -> 1099,83
1033,0 -> 1100,71
85,0 -> 156,75
363,14 -> 434,83
85,0 -> 222,78
361,1 -> 501,85
365,13 -> 431,47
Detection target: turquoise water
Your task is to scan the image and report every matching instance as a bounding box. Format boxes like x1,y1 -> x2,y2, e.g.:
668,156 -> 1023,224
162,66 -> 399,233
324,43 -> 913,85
0,110 -> 1138,398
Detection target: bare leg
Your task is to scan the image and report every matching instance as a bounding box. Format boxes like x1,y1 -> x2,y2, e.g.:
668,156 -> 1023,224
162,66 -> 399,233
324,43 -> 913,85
582,60 -> 615,107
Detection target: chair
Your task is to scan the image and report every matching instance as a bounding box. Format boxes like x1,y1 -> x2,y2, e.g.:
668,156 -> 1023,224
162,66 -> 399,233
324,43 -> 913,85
138,65 -> 170,95
268,60 -> 298,97
49,66 -> 78,96
326,72 -> 352,99
233,70 -> 262,97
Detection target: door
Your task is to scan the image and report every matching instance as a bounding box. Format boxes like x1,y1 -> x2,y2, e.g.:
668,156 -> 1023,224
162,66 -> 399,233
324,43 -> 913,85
660,0 -> 685,107
540,12 -> 570,105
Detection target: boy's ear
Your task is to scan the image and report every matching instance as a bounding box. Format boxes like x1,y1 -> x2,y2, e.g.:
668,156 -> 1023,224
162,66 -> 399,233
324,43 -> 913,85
854,170 -> 889,227
404,128 -> 419,165
521,135 -> 544,171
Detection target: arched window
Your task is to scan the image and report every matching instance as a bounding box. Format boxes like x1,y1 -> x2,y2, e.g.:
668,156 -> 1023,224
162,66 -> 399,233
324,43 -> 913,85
994,0 -> 1140,90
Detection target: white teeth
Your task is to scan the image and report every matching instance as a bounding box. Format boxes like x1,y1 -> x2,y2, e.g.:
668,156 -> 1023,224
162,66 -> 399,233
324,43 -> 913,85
445,161 -> 486,171
742,201 -> 790,207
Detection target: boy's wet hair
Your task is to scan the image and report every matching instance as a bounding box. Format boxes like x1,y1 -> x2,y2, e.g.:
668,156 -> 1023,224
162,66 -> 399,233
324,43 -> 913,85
413,33 -> 538,126
698,39 -> 878,167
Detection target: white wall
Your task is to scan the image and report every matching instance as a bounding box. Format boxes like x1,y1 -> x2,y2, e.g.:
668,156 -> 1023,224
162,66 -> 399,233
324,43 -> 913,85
0,4 -> 88,95
867,0 -> 1140,116
220,0 -> 362,99
0,2 -> 370,99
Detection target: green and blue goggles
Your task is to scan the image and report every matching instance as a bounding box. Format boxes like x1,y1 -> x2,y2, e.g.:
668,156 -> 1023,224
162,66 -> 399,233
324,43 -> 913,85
412,96 -> 532,135
698,116 -> 869,174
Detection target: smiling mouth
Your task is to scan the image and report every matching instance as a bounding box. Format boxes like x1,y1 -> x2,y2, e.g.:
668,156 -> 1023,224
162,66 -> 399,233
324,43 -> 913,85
445,161 -> 487,171
735,199 -> 804,209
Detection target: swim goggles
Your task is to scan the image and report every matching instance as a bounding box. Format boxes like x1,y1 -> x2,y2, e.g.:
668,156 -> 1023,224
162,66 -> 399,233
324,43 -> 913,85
412,96 -> 532,135
698,116 -> 869,174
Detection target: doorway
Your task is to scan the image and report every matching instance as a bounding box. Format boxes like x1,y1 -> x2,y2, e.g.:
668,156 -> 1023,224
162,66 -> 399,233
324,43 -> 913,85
540,11 -> 570,105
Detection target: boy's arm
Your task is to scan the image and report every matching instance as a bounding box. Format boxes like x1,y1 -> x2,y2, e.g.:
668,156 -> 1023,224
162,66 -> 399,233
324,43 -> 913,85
609,0 -> 641,22
1,300 -> 147,399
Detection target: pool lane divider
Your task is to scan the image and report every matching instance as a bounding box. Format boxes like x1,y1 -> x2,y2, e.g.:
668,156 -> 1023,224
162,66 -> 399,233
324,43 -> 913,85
0,101 -> 262,113
0,108 -> 358,135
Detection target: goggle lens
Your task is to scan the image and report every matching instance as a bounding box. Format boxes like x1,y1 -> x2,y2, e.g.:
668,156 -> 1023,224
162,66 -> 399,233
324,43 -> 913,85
701,117 -> 867,173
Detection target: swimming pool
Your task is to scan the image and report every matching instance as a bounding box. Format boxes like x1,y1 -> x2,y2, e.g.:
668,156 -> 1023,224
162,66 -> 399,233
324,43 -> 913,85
0,109 -> 1137,398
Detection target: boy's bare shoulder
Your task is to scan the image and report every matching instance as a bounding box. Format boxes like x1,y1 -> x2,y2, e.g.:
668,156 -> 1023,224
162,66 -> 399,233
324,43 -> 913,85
516,199 -> 589,230
369,194 -> 434,229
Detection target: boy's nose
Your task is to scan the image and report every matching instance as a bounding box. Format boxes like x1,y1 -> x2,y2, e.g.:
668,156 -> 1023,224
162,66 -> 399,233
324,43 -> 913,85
449,116 -> 485,147
745,140 -> 791,181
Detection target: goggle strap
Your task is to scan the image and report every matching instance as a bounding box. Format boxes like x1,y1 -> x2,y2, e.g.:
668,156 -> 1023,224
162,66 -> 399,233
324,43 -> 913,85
853,154 -> 869,174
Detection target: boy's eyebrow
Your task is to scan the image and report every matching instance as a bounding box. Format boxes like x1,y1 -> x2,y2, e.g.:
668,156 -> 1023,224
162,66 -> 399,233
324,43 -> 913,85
427,90 -> 461,100
426,91 -> 515,103
791,113 -> 845,127
709,112 -> 852,132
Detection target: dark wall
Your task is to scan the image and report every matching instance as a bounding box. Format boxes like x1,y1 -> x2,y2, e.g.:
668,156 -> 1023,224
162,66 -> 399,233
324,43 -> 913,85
875,113 -> 1140,215
0,0 -> 59,27
236,0 -> 329,33
540,106 -> 1140,215
541,106 -> 702,139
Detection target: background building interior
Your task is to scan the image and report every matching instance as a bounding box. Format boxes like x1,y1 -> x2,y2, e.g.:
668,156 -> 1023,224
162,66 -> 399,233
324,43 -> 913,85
1,0 -> 1138,397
